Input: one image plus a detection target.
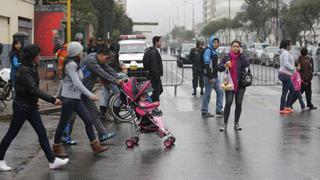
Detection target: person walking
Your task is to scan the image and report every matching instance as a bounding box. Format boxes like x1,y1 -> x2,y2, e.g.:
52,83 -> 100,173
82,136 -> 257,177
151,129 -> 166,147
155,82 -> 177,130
289,61 -> 306,111
0,45 -> 69,171
52,42 -> 108,158
201,36 -> 224,118
278,40 -> 295,114
143,36 -> 163,102
298,47 -> 317,110
218,40 -> 249,131
9,40 -> 22,85
190,40 -> 205,96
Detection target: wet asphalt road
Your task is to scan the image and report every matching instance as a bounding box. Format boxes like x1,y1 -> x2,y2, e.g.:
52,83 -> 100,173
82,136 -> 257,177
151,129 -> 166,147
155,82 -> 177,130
1,54 -> 320,180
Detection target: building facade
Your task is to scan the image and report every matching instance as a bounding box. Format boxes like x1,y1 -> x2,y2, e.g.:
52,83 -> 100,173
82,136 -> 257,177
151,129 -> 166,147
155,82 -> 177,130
0,0 -> 35,68
203,0 -> 215,26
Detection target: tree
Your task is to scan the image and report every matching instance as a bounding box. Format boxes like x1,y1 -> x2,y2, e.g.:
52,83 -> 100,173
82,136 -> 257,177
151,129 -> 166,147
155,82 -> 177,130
240,0 -> 274,42
201,18 -> 229,36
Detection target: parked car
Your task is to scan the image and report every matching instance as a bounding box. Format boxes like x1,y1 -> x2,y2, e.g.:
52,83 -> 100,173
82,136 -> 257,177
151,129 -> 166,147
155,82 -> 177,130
217,46 -> 230,58
273,46 -> 301,68
246,43 -> 271,64
261,46 -> 279,66
177,43 -> 195,67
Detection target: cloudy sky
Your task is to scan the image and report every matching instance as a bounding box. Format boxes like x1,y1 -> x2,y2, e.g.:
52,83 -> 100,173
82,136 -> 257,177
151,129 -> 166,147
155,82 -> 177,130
127,0 -> 203,35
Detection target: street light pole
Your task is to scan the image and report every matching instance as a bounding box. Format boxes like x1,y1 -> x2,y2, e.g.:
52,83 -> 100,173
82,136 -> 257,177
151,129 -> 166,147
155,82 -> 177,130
67,0 -> 71,43
228,0 -> 231,44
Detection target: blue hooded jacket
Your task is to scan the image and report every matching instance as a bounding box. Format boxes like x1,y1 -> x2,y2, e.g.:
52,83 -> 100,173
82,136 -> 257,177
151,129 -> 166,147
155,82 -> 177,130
203,35 -> 219,79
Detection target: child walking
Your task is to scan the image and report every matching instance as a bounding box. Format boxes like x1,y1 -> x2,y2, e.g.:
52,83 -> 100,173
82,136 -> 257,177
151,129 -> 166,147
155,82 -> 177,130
290,62 -> 306,111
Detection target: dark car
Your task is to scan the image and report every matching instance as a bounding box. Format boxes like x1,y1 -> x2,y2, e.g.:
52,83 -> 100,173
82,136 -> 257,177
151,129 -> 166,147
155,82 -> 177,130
177,43 -> 195,67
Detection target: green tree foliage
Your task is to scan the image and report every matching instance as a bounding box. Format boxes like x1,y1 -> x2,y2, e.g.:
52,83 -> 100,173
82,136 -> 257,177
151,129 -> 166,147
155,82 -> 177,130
202,18 -> 229,36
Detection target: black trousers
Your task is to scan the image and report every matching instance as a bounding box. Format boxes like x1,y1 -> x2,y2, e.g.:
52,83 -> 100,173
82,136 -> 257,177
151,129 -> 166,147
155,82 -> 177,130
54,97 -> 96,144
224,88 -> 246,124
0,102 -> 55,163
301,82 -> 314,107
150,76 -> 163,102
192,70 -> 204,88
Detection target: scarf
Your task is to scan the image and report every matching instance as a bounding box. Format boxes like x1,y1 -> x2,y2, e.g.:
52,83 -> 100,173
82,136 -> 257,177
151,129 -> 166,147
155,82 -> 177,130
229,51 -> 239,92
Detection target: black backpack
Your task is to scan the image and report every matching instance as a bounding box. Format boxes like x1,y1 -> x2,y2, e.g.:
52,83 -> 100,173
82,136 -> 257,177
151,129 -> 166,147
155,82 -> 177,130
143,47 -> 153,71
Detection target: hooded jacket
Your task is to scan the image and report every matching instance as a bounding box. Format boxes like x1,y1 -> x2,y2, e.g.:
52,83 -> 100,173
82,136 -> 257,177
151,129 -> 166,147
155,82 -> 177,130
203,35 -> 219,79
80,53 -> 119,91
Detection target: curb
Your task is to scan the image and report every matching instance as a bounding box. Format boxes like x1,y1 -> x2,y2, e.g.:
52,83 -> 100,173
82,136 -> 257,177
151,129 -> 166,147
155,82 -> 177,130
0,107 -> 61,122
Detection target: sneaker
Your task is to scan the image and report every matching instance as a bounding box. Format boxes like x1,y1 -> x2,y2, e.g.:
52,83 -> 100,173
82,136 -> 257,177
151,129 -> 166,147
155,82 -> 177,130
279,110 -> 291,114
201,112 -> 215,118
61,136 -> 78,145
302,107 -> 308,112
49,157 -> 69,170
284,107 -> 294,113
99,132 -> 117,142
234,123 -> 242,131
0,160 -> 12,171
216,111 -> 224,117
152,109 -> 163,116
219,123 -> 227,131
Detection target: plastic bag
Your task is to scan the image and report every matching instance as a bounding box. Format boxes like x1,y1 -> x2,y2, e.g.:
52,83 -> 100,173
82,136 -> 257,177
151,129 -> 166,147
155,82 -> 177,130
221,68 -> 234,91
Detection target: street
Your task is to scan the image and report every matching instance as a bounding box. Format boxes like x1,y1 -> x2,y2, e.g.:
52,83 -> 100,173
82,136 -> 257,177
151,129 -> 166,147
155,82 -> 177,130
0,54 -> 320,180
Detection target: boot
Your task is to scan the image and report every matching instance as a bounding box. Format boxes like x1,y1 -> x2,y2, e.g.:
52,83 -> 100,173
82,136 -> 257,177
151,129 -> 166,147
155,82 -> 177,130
90,139 -> 109,154
200,88 -> 204,95
52,144 -> 69,158
192,88 -> 196,96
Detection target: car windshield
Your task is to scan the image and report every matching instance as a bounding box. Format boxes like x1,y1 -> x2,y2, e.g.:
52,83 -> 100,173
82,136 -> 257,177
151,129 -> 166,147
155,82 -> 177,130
182,44 -> 194,53
256,44 -> 270,50
119,43 -> 147,54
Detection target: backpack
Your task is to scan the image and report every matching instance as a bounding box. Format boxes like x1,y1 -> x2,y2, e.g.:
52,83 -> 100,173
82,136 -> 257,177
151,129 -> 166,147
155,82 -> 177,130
200,47 -> 210,70
143,47 -> 153,71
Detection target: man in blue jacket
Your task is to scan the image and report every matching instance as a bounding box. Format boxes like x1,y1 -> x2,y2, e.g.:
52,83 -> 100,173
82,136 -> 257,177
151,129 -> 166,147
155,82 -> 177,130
201,35 -> 224,118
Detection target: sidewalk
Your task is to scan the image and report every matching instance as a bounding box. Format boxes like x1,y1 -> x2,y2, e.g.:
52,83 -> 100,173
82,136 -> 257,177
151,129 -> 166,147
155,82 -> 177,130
0,80 -> 61,121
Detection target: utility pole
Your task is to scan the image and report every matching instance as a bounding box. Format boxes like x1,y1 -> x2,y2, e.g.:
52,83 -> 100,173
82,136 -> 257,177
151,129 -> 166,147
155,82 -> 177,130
228,0 -> 231,44
275,0 -> 279,46
67,0 -> 71,43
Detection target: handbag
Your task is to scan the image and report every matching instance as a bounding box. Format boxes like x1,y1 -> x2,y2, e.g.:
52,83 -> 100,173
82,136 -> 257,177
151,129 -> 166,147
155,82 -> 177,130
221,68 -> 234,91
239,67 -> 252,87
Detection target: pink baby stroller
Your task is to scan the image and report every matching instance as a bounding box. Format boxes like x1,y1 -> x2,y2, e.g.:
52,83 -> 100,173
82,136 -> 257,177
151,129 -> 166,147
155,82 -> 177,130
120,77 -> 176,148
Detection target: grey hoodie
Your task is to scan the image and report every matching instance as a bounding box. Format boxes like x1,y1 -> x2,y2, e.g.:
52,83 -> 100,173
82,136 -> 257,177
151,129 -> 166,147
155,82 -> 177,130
58,60 -> 94,99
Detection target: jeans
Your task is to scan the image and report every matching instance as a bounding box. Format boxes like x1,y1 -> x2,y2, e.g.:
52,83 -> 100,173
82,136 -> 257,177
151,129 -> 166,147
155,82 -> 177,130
192,70 -> 204,88
279,73 -> 295,110
201,76 -> 224,113
54,97 -> 96,144
0,102 -> 55,163
224,88 -> 246,124
100,83 -> 120,108
290,90 -> 306,109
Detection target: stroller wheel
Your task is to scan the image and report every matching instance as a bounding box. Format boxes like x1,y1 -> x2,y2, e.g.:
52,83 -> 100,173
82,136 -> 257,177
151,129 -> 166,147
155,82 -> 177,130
158,131 -> 165,138
126,139 -> 134,148
164,138 -> 173,148
170,136 -> 176,144
133,137 -> 139,145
